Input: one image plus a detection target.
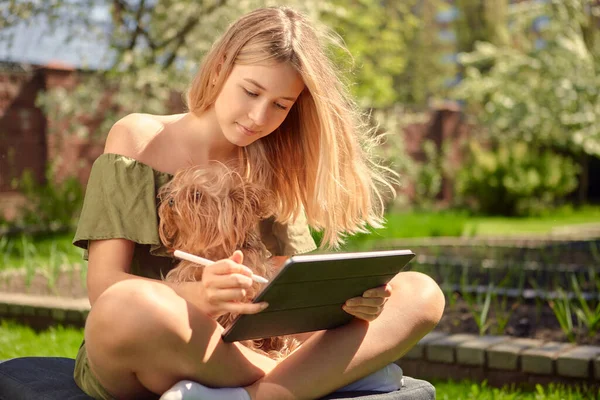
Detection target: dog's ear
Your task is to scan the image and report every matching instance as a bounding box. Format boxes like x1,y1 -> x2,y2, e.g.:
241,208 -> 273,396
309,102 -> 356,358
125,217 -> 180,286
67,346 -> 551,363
157,167 -> 222,254
157,186 -> 180,250
245,184 -> 276,220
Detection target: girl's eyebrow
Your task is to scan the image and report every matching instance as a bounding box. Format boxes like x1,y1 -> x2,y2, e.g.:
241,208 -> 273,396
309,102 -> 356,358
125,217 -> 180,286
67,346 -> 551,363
243,78 -> 297,101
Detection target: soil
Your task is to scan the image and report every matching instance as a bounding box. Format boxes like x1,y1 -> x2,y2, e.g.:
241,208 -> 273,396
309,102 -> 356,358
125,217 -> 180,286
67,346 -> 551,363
1,267 -> 598,345
437,298 -> 600,346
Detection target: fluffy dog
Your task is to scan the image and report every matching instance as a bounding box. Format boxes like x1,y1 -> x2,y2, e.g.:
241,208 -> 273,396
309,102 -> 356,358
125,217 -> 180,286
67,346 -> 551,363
157,162 -> 300,360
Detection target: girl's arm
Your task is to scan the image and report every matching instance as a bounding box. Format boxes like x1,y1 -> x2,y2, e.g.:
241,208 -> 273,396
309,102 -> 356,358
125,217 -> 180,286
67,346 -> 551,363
86,239 -> 267,318
86,238 -> 136,306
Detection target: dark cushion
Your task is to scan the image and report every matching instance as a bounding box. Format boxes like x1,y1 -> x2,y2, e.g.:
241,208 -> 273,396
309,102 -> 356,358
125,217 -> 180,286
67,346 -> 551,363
0,357 -> 92,400
0,357 -> 435,400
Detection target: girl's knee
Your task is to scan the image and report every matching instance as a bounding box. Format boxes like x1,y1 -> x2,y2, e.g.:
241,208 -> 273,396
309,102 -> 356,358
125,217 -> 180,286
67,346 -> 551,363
389,271 -> 445,329
85,280 -> 186,352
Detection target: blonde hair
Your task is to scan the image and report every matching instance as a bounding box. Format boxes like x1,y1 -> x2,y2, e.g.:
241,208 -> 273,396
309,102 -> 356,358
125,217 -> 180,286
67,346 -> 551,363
187,6 -> 395,248
157,162 -> 300,360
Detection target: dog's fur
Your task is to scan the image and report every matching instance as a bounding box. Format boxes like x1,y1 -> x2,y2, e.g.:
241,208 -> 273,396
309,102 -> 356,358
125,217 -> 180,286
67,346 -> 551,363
157,162 -> 300,360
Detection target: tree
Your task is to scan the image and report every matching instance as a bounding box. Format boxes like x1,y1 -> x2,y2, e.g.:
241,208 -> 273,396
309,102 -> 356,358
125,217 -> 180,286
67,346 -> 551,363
454,0 -> 600,203
1,0 -> 427,141
454,0 -> 510,53
394,0 -> 453,107
320,0 -> 423,107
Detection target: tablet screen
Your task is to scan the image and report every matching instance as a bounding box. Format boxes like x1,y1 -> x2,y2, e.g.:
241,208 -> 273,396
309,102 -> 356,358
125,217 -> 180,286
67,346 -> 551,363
222,249 -> 415,342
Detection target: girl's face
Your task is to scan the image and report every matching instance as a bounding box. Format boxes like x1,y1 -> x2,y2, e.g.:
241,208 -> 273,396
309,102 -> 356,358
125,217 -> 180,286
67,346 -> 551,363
214,62 -> 305,147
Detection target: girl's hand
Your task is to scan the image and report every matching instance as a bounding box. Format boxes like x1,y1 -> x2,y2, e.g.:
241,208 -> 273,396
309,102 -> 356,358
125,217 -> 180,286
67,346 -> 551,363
342,284 -> 392,322
199,250 -> 269,319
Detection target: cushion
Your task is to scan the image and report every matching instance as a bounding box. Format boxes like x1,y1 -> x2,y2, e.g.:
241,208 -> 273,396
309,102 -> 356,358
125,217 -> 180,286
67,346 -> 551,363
0,357 -> 92,400
0,357 -> 435,400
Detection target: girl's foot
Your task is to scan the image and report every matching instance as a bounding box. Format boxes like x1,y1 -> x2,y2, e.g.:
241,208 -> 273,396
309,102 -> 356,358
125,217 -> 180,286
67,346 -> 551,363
160,380 -> 251,400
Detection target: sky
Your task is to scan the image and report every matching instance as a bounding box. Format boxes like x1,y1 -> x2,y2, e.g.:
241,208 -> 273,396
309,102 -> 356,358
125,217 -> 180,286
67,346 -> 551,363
0,4 -> 113,70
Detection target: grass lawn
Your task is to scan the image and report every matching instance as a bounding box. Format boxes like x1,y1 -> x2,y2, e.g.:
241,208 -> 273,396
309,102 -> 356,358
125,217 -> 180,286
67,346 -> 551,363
2,205 -> 600,271
433,379 -> 599,399
465,205 -> 600,236
345,205 -> 600,245
0,232 -> 83,272
0,320 -> 83,359
1,321 -> 597,399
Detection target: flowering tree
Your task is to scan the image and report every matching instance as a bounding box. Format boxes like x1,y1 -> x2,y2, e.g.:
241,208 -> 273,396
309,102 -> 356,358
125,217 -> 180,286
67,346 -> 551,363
2,0 -> 425,139
454,0 -> 600,204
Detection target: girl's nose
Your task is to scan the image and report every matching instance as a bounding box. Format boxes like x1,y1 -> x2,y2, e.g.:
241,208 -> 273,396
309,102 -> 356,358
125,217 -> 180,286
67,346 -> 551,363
249,101 -> 269,126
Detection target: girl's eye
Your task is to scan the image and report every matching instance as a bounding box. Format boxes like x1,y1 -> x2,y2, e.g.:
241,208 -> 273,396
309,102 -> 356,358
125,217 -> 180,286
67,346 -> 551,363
244,87 -> 288,110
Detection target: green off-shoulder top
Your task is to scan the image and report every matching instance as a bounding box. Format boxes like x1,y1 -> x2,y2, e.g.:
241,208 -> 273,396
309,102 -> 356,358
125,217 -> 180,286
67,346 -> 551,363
73,153 -> 317,280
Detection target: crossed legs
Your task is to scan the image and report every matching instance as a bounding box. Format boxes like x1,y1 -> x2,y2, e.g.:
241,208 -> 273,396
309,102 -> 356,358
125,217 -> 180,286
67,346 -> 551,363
84,271 -> 444,399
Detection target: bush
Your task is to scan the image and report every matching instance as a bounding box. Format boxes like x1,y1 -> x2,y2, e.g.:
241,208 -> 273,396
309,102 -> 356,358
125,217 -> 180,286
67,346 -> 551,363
455,140 -> 580,216
373,108 -> 445,210
8,168 -> 84,233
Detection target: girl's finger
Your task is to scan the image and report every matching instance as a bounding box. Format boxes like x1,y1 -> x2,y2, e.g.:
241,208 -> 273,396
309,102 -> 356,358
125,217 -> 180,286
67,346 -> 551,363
363,285 -> 392,298
208,273 -> 253,289
207,260 -> 253,278
342,305 -> 382,316
222,302 -> 269,315
345,297 -> 386,307
343,309 -> 377,322
206,288 -> 248,303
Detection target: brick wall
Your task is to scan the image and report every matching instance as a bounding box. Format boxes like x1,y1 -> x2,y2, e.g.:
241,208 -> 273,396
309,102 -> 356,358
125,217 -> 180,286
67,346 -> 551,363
0,65 -> 472,220
0,67 -> 464,186
390,105 -> 473,205
0,64 -> 192,220
0,66 -> 47,192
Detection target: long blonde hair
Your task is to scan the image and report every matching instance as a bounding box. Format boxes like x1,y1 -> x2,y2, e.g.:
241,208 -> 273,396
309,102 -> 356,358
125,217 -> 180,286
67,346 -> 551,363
187,6 -> 396,248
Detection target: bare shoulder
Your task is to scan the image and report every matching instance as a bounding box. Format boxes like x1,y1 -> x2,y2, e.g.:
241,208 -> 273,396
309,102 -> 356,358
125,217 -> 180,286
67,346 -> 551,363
103,113 -> 166,159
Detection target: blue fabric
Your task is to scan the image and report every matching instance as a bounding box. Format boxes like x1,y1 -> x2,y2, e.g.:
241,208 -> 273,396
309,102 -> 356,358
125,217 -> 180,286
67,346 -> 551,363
322,378 -> 435,399
0,357 -> 435,400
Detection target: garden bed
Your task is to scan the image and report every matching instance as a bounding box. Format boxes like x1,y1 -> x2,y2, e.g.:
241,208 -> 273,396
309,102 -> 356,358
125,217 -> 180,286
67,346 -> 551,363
0,266 -> 87,299
1,266 -> 598,347
438,298 -> 600,346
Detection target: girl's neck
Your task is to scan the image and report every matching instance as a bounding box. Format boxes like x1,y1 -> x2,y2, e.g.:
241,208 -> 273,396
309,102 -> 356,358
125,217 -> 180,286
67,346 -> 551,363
171,110 -> 238,165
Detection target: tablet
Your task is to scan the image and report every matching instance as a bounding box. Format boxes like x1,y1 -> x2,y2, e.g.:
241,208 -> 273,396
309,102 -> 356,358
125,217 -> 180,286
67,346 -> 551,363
222,249 -> 415,342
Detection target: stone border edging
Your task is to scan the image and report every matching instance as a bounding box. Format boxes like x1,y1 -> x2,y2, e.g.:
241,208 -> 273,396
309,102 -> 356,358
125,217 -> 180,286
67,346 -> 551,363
1,292 -> 599,388
398,331 -> 600,388
0,292 -> 89,328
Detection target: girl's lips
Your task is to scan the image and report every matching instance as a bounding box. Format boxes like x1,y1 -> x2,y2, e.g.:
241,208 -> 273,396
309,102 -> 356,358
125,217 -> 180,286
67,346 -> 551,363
236,123 -> 258,136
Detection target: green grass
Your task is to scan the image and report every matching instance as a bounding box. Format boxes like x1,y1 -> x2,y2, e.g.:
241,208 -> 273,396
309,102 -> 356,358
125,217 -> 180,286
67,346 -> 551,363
344,205 -> 600,244
434,379 -> 599,399
2,206 -> 599,267
0,320 -> 84,359
0,232 -> 83,272
465,205 -> 600,236
364,211 -> 470,239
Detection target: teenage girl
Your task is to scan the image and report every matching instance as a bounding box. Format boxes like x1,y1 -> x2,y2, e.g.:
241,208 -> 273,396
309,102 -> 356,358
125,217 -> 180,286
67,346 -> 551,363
72,6 -> 445,400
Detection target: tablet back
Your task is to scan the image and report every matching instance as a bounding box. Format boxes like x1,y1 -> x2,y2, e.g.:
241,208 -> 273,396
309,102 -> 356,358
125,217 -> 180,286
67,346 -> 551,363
222,249 -> 415,342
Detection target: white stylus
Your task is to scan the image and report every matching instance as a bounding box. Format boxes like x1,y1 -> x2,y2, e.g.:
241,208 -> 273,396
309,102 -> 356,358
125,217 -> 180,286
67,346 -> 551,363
173,250 -> 269,284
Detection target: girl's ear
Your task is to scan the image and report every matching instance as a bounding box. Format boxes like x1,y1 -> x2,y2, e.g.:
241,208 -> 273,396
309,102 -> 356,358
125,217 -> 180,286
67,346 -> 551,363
214,55 -> 226,81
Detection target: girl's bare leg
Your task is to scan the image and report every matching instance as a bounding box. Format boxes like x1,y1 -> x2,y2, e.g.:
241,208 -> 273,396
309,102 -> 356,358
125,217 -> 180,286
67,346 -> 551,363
85,270 -> 443,399
244,271 -> 445,400
84,279 -> 277,398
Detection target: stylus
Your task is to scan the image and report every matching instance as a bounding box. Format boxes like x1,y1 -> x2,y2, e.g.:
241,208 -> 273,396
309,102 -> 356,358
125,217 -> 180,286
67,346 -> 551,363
173,250 -> 269,283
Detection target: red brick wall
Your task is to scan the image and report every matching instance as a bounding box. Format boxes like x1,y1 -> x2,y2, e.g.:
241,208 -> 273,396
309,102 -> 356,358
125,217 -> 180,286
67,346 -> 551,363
398,106 -> 473,204
0,68 -> 47,194
0,65 -> 470,220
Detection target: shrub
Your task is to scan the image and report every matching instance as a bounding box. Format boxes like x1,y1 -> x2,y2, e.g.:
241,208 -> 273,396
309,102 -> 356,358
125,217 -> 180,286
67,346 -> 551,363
9,168 -> 84,233
455,140 -> 579,216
